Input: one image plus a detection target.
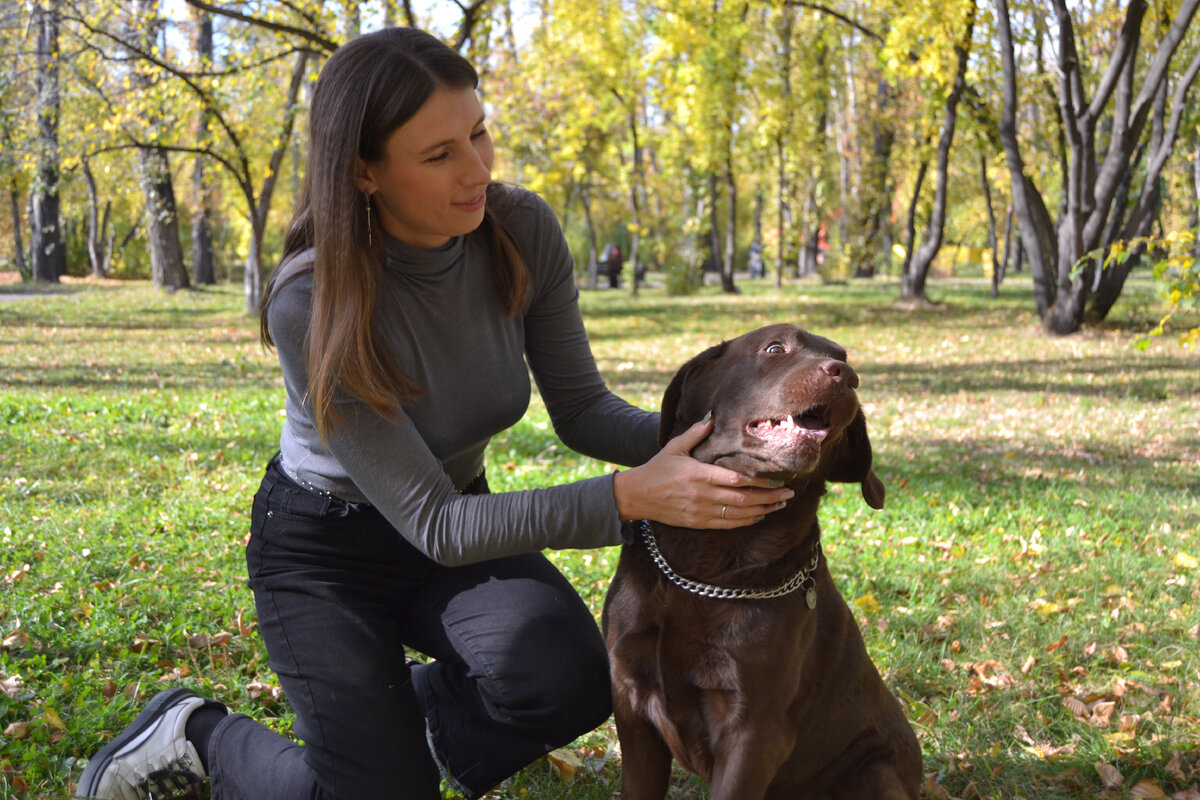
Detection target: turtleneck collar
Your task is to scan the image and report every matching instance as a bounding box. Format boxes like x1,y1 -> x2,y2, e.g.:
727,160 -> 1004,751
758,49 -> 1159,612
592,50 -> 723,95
383,232 -> 466,277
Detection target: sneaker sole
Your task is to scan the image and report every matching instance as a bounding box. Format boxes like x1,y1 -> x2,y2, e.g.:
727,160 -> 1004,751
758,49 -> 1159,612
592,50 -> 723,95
75,688 -> 198,800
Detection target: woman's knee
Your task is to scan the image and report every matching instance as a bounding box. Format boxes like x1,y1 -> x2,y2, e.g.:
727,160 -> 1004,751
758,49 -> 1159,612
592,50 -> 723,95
485,614 -> 612,730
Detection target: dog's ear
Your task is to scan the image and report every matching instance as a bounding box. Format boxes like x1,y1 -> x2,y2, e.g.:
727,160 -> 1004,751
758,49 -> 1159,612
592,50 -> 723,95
659,341 -> 728,447
827,408 -> 886,510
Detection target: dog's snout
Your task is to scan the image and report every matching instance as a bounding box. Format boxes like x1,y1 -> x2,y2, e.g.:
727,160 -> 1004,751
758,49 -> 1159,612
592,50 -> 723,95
820,359 -> 859,389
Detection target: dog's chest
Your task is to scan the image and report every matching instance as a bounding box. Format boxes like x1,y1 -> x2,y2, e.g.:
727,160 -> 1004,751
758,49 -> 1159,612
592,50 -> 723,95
623,592 -> 800,694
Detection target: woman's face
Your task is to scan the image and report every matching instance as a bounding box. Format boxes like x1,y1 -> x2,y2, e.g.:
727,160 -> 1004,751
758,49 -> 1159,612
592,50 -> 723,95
358,86 -> 494,250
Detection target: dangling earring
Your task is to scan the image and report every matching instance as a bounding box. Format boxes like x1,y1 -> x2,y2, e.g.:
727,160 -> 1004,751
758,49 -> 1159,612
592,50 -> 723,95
364,192 -> 373,247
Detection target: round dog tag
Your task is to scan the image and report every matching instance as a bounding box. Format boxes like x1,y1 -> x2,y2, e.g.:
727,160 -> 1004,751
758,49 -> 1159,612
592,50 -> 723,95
806,588 -> 817,609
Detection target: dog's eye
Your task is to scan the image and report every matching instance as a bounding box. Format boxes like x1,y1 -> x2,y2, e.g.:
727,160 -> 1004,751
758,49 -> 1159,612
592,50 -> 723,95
765,343 -> 787,354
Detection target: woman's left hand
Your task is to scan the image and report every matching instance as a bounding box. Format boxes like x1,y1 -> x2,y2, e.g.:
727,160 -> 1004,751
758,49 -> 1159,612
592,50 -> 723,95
612,417 -> 794,529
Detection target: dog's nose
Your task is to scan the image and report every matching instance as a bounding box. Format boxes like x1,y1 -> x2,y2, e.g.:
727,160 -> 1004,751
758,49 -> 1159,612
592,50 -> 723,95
820,359 -> 859,389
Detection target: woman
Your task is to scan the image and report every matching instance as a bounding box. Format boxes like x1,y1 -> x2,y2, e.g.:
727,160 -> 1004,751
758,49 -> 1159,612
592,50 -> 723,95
76,27 -> 792,800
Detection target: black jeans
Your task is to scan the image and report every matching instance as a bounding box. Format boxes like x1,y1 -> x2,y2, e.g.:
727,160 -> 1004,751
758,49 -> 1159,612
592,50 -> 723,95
207,456 -> 612,800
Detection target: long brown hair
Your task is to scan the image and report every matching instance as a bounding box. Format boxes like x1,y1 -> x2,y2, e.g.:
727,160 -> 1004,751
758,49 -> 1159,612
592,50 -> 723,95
261,28 -> 530,439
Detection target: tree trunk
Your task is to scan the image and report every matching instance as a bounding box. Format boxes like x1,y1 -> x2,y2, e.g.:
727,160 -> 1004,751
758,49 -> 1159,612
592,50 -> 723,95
243,49 -> 310,311
995,0 -> 1059,319
903,8 -> 973,302
721,155 -> 738,294
776,133 -> 789,288
82,157 -> 110,277
139,147 -> 190,291
615,95 -> 645,296
980,154 -> 1000,293
31,1 -> 64,283
1091,46 -> 1200,321
774,7 -> 795,289
857,75 -> 895,278
578,182 -> 600,290
995,206 -> 1013,297
801,219 -> 821,278
192,9 -> 216,285
244,224 -> 262,313
1193,132 -> 1200,261
131,0 -> 188,291
1041,0 -> 1200,333
708,172 -> 721,286
749,189 -> 765,279
8,174 -> 29,279
900,161 -> 928,289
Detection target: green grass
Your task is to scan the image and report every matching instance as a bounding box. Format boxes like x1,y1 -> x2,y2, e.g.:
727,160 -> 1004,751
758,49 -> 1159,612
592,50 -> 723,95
1,274 -> 1198,799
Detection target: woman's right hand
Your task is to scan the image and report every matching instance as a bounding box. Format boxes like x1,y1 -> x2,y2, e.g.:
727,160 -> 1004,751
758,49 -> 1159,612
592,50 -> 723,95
612,416 -> 794,530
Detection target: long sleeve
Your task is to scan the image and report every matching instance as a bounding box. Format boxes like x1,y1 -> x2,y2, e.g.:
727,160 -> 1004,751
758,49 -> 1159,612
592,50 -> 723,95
268,185 -> 659,567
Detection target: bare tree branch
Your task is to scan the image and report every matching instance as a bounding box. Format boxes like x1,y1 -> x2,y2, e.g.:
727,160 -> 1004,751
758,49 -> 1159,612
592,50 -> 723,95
182,0 -> 338,53
782,0 -> 883,44
58,7 -> 252,184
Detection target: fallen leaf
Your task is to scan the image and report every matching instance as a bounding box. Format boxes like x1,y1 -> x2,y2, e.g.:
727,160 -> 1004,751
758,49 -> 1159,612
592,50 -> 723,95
2,629 -> 30,649
965,660 -> 1015,692
1089,700 -> 1116,727
1173,552 -> 1197,570
3,720 -> 29,739
855,594 -> 881,614
42,705 -> 66,731
547,748 -> 583,782
1130,778 -> 1167,798
1046,635 -> 1068,652
923,776 -> 953,799
1095,761 -> 1124,789
1064,696 -> 1090,718
245,681 -> 284,703
187,631 -> 233,650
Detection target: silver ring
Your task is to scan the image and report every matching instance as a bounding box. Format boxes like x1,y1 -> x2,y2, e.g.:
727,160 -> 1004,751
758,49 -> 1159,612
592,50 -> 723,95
720,505 -> 727,520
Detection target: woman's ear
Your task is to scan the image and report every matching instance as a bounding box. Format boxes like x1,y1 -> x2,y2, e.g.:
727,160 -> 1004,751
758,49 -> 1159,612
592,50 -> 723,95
356,158 -> 379,195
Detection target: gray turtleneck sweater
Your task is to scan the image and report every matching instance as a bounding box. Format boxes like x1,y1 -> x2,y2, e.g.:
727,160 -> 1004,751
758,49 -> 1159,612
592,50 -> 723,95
266,185 -> 660,566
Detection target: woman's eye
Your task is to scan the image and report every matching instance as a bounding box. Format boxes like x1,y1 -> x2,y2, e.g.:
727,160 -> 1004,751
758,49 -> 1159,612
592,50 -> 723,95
765,343 -> 786,354
471,128 -> 488,140
425,152 -> 449,163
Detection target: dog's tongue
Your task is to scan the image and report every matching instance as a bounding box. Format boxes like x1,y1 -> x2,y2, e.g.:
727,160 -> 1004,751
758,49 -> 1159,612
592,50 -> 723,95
749,414 -> 826,447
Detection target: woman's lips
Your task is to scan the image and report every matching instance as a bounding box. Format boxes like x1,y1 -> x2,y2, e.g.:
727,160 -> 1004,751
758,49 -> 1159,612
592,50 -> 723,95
454,194 -> 486,212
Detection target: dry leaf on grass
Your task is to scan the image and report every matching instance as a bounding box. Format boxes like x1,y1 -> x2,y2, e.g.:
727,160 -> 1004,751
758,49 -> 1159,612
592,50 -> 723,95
1129,778 -> 1167,798
187,630 -> 233,650
547,748 -> 584,783
3,720 -> 29,739
1095,761 -> 1124,789
0,674 -> 24,697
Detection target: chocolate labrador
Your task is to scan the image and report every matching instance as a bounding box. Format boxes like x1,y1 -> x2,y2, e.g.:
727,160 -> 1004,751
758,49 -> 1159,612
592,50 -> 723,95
602,324 -> 921,800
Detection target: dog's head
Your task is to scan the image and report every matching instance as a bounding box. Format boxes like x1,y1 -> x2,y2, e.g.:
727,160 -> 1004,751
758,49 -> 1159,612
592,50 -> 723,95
659,323 -> 884,509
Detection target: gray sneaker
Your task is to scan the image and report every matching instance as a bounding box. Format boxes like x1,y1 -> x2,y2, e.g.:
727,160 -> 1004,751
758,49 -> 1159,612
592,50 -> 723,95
75,688 -> 224,800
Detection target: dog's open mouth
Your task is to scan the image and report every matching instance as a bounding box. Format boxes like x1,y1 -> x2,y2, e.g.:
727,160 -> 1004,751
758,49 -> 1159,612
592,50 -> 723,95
746,404 -> 831,448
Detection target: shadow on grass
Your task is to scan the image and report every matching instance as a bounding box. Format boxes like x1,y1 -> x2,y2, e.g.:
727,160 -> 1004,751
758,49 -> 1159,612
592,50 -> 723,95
867,353 -> 1199,399
0,361 -> 281,392
879,433 -> 1200,497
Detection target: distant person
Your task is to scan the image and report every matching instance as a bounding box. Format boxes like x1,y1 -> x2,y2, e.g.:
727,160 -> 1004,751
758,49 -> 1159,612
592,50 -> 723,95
75,26 -> 792,800
602,241 -> 623,288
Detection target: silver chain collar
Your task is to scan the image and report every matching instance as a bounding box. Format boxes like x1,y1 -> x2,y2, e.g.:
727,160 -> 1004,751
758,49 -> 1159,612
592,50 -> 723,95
638,519 -> 821,606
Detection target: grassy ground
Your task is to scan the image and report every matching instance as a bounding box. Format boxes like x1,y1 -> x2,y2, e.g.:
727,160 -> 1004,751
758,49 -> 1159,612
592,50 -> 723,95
0,272 -> 1197,799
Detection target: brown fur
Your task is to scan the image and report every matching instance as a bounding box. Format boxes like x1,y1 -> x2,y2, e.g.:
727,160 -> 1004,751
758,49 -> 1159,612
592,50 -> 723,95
602,324 -> 921,800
